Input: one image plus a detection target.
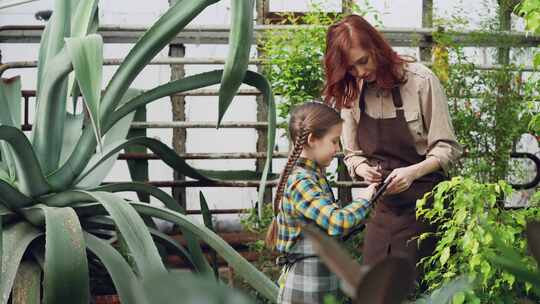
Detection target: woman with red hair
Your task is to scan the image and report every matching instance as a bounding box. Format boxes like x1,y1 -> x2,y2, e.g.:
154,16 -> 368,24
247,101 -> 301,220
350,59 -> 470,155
323,15 -> 462,277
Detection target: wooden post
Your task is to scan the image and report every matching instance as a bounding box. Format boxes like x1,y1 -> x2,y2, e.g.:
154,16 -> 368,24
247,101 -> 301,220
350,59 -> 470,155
497,0 -> 512,65
420,0 -> 433,61
495,0 -> 513,185
169,0 -> 187,211
256,0 -> 272,217
341,0 -> 353,14
336,0 -> 354,205
169,42 -> 187,211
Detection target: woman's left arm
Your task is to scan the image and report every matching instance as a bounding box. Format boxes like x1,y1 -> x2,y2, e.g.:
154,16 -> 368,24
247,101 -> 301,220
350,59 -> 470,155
387,68 -> 462,194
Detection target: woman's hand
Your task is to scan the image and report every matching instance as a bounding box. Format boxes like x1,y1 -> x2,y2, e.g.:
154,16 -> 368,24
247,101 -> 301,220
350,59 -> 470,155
355,183 -> 378,201
354,163 -> 382,183
385,166 -> 419,195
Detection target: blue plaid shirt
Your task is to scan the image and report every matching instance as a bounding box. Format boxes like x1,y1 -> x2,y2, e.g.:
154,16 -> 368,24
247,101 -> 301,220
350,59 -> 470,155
276,157 -> 371,253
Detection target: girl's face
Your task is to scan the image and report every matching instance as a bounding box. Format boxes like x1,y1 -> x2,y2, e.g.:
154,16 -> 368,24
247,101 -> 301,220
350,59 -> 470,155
346,45 -> 376,83
304,123 -> 343,168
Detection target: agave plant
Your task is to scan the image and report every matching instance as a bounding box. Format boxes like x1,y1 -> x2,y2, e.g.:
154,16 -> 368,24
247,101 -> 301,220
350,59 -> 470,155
0,0 -> 279,303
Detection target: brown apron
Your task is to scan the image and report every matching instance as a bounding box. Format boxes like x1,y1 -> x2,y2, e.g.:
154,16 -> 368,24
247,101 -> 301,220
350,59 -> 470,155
356,84 -> 446,276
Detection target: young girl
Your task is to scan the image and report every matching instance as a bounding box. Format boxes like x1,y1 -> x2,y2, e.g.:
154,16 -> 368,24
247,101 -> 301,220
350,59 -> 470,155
265,102 -> 376,304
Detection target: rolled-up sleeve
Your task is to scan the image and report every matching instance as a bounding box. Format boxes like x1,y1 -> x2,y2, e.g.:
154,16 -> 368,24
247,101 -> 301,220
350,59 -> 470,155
420,71 -> 463,173
291,176 -> 370,236
340,107 -> 368,179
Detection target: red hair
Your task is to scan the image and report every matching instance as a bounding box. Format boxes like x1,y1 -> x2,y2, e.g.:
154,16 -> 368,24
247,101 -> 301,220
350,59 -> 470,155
322,15 -> 413,109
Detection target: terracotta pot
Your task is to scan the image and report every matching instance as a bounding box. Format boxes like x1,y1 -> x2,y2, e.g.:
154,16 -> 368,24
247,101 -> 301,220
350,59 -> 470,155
94,295 -> 120,304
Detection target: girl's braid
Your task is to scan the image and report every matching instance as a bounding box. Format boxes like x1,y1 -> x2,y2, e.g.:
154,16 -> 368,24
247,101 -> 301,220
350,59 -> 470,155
265,125 -> 309,249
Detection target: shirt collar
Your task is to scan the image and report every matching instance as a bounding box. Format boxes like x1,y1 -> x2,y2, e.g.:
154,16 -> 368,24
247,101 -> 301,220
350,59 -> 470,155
296,157 -> 321,174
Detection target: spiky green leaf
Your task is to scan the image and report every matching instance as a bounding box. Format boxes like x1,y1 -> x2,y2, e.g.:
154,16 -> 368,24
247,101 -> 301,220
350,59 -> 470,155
0,126 -> 50,196
36,0 -> 71,94
243,71 -> 276,218
0,178 -> 33,209
0,76 -> 22,181
80,191 -> 166,277
0,0 -> 38,10
41,206 -> 89,304
217,0 -> 254,126
141,271 -> 254,304
74,89 -> 140,188
65,34 -> 104,151
199,191 -> 218,277
59,112 -> 84,166
125,106 -> 149,202
69,201 -> 278,302
67,0 -> 99,111
0,222 -> 42,304
32,47 -> 72,174
128,203 -> 278,302
88,183 -> 212,275
84,232 -> 143,304
11,261 -> 41,304
99,0 -> 219,124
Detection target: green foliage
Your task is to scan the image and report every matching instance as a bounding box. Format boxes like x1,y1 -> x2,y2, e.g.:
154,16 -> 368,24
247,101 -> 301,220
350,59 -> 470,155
262,0 -> 539,182
432,14 -> 538,182
516,0 -> 540,38
241,202 -> 274,235
417,177 -> 540,303
260,1 -> 381,129
441,51 -> 534,182
516,0 -> 540,134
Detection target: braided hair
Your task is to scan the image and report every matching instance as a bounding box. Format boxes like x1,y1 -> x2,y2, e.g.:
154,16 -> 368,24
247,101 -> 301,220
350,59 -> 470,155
265,102 -> 343,249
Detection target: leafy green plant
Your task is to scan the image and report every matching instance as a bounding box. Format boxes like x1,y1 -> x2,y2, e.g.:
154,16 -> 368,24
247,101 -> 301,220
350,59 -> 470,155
260,1 -> 382,130
431,21 -> 537,182
443,56 -> 533,182
417,177 -> 540,303
0,0 -> 280,303
515,0 -> 540,134
515,0 -> 540,67
489,221 -> 540,300
241,202 -> 274,235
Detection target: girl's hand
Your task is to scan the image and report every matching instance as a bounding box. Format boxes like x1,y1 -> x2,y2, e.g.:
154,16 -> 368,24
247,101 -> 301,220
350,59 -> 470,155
385,166 -> 418,195
354,163 -> 382,183
355,183 -> 378,201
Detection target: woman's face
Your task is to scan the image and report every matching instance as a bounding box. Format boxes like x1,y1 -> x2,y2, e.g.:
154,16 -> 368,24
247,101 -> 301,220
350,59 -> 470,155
346,46 -> 376,83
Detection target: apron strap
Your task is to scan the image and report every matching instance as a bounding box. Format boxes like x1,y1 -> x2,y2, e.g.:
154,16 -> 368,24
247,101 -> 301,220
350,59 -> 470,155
276,254 -> 318,267
359,81 -> 368,113
391,86 -> 403,108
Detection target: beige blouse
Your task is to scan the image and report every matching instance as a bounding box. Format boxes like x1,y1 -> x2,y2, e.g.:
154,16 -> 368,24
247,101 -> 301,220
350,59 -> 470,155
340,62 -> 462,178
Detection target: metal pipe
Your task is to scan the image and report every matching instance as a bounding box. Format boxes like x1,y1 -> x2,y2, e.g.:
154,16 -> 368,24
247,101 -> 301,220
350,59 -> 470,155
2,24 -> 539,46
118,151 -> 295,160
17,88 -> 261,97
130,121 -> 268,129
1,59 -> 537,75
185,208 -> 248,215
102,180 -> 370,187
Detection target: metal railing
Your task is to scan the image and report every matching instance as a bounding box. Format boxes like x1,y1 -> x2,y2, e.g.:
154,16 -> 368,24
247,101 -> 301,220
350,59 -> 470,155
2,22 -> 540,215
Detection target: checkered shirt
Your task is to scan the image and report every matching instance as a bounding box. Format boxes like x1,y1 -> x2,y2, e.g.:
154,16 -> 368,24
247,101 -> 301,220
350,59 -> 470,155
276,157 -> 371,253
